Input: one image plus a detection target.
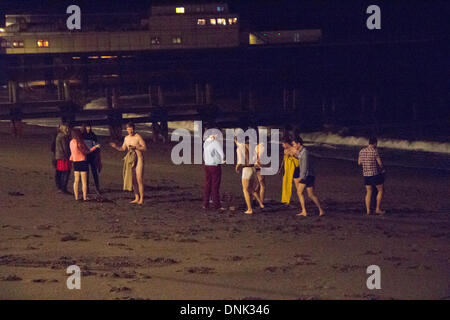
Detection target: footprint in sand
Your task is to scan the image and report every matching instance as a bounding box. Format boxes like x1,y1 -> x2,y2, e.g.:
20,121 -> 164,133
186,266 -> 215,274
1,275 -> 22,281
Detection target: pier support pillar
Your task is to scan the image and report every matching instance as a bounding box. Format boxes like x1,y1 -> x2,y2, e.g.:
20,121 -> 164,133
148,85 -> 153,106
157,86 -> 164,106
8,80 -> 22,137
63,80 -> 70,101
205,83 -> 212,105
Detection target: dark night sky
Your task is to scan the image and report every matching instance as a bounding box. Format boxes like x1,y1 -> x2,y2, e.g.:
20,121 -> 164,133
0,0 -> 448,41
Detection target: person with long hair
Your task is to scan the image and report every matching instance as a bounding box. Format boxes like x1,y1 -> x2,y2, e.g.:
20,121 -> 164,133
70,128 -> 100,201
110,122 -> 147,205
81,123 -> 102,195
280,135 -> 298,205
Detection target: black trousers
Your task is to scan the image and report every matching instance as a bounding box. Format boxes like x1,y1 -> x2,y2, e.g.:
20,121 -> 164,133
86,155 -> 100,192
55,170 -> 70,192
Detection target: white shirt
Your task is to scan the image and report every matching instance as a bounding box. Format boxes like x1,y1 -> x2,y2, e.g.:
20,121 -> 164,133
203,136 -> 224,166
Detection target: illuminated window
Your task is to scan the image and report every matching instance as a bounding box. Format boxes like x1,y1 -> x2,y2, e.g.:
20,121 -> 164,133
217,6 -> 225,12
197,19 -> 206,26
172,37 -> 182,44
217,18 -> 226,26
151,36 -> 160,45
210,19 -> 216,25
294,33 -> 300,42
37,40 -> 49,47
1,40 -> 10,48
12,40 -> 24,48
176,7 -> 185,14
228,17 -> 238,25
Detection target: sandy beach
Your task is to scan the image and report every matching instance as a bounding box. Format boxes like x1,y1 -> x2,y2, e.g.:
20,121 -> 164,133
0,123 -> 448,300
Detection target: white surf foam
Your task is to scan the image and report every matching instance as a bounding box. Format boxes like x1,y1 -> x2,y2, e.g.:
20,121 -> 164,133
301,132 -> 450,154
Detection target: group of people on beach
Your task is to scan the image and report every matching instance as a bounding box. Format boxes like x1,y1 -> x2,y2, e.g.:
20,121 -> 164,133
202,130 -> 386,216
51,122 -> 146,203
51,121 -> 386,216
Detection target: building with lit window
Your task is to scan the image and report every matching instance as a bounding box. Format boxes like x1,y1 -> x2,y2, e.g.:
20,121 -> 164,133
0,3 -> 322,56
0,3 -> 240,54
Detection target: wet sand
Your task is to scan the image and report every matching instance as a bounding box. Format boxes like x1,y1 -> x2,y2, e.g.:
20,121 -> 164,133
0,123 -> 449,300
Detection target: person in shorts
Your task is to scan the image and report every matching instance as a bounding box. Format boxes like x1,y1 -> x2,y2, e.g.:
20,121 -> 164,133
235,137 -> 264,214
290,136 -> 324,217
358,136 -> 386,215
70,128 -> 100,201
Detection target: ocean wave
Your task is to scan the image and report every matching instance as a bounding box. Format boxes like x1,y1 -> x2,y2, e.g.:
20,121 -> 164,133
301,132 -> 450,154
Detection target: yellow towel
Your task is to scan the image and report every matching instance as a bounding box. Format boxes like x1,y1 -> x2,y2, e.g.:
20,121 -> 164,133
281,155 -> 299,204
123,149 -> 137,191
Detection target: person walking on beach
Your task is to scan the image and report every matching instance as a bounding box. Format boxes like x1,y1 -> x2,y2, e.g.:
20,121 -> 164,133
53,124 -> 71,194
82,123 -> 102,195
110,122 -> 147,205
203,131 -> 225,211
358,136 -> 386,215
235,137 -> 264,214
254,141 -> 266,204
290,136 -> 324,217
280,136 -> 298,205
70,128 -> 100,201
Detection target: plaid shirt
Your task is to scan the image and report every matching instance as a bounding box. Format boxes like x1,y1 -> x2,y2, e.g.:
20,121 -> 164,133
359,146 -> 380,177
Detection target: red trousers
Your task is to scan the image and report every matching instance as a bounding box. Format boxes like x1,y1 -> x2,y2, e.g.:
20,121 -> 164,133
203,165 -> 222,209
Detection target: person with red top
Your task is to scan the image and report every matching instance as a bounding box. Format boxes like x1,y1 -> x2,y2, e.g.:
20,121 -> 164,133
70,128 -> 100,201
358,136 -> 386,215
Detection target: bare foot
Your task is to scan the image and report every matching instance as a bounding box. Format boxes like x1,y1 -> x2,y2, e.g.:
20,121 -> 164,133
296,211 -> 307,217
137,200 -> 144,205
130,199 -> 139,204
319,210 -> 325,217
366,211 -> 371,216
375,210 -> 386,215
244,210 -> 253,215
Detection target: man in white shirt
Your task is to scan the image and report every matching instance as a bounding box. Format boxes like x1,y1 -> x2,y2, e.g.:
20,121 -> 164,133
203,133 -> 225,211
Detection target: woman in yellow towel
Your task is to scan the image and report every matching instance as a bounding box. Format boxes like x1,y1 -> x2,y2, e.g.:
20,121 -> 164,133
280,136 -> 299,205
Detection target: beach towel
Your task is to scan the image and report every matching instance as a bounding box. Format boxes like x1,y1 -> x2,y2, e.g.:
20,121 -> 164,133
123,149 -> 137,191
281,155 -> 299,204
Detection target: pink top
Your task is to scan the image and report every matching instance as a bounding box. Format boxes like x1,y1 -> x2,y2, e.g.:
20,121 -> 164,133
69,139 -> 95,162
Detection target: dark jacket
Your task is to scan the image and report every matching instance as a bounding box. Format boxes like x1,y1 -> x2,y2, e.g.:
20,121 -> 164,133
55,132 -> 71,160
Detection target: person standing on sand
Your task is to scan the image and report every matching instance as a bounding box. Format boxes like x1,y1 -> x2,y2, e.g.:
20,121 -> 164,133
70,128 -> 101,201
203,132 -> 225,211
289,136 -> 324,217
110,122 -> 147,205
54,124 -> 71,194
358,136 -> 386,215
235,137 -> 264,214
280,136 -> 298,205
82,123 -> 102,195
254,141 -> 266,204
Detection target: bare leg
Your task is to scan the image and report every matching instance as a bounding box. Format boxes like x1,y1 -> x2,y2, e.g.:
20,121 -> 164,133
375,184 -> 385,214
73,171 -> 80,200
256,171 -> 266,204
130,168 -> 140,204
242,179 -> 253,214
306,187 -> 324,216
365,186 -> 372,215
136,157 -> 145,205
81,172 -> 88,200
294,179 -> 307,216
